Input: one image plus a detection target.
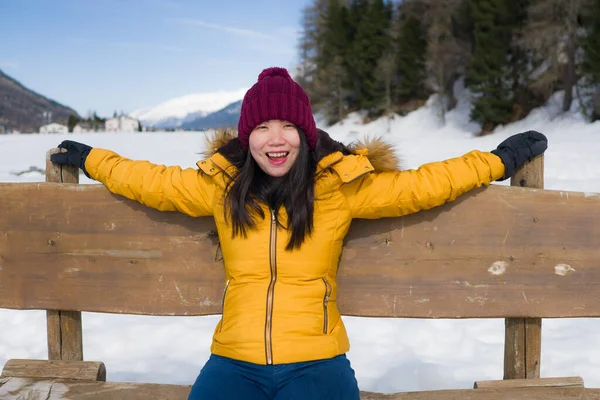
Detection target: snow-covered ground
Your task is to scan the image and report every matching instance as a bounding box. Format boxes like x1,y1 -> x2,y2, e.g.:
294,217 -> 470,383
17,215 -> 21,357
1,89 -> 599,393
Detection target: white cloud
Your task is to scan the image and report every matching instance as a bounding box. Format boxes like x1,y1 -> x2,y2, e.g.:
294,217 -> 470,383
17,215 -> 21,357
0,61 -> 19,70
114,41 -> 185,53
152,0 -> 181,8
276,26 -> 300,39
180,18 -> 273,40
248,42 -> 296,57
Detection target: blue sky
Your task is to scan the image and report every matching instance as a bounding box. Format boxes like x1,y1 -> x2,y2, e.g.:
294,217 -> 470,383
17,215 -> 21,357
0,0 -> 311,117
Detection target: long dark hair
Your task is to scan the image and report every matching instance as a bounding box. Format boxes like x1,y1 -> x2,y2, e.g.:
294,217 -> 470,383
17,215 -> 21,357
222,130 -> 317,250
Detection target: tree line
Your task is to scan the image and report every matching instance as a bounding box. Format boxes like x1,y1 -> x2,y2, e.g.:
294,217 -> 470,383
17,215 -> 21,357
296,0 -> 600,132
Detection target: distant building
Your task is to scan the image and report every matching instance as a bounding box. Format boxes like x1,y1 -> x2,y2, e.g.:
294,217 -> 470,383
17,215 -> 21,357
73,123 -> 94,133
40,123 -> 68,134
0,124 -> 18,134
105,118 -> 119,132
105,115 -> 140,132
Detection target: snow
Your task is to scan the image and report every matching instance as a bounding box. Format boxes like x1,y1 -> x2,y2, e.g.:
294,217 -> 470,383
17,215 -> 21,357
130,88 -> 247,127
1,91 -> 600,393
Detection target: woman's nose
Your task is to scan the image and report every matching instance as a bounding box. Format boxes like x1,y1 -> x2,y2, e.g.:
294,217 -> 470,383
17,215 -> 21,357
268,128 -> 285,145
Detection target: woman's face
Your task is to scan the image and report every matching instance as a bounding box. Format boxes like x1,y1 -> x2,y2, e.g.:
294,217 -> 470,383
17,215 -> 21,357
248,120 -> 301,177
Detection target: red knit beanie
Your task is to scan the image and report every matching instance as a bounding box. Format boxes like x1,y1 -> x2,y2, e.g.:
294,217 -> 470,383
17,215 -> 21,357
237,67 -> 317,151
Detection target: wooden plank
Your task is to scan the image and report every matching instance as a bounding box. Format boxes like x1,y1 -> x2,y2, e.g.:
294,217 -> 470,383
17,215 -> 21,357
59,311 -> 84,361
1,359 -> 106,381
45,149 -> 84,361
505,156 -> 544,379
1,182 -> 600,318
1,377 -> 600,400
45,148 -> 80,184
504,318 -> 526,378
361,387 -> 600,399
0,377 -> 190,399
524,317 -> 542,377
474,376 -> 583,389
46,310 -> 85,361
47,310 -> 62,360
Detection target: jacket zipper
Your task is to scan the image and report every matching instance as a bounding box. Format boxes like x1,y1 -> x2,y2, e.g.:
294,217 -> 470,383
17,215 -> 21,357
265,209 -> 277,365
322,278 -> 331,334
218,279 -> 230,333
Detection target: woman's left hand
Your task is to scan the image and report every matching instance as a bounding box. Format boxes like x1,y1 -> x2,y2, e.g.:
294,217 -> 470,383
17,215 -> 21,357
491,131 -> 548,181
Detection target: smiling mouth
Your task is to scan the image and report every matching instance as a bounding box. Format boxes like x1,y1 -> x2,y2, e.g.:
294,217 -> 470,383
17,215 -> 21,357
267,152 -> 289,160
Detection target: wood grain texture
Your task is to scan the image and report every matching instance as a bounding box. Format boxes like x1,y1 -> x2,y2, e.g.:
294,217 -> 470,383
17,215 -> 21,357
360,387 -> 600,399
1,359 -> 106,381
45,149 -> 84,361
58,311 -> 84,361
474,376 -> 584,389
505,156 -> 544,379
46,310 -> 62,360
523,318 -> 542,378
0,377 -> 190,399
1,377 -> 599,399
1,182 -> 600,318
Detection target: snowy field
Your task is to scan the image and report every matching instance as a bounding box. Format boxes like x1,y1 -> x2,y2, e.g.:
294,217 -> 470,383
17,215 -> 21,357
1,91 -> 600,393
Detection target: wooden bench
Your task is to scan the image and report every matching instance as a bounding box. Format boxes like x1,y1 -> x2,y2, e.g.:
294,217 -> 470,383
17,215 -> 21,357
1,149 -> 600,399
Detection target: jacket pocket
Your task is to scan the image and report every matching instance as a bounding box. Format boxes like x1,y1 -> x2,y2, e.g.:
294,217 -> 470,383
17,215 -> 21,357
219,279 -> 231,333
322,278 -> 332,334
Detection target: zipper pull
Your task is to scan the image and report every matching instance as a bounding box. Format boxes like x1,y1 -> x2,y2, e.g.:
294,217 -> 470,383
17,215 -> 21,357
223,279 -> 230,293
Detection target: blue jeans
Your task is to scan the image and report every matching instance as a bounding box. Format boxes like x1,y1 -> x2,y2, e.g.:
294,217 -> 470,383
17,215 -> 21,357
188,354 -> 360,400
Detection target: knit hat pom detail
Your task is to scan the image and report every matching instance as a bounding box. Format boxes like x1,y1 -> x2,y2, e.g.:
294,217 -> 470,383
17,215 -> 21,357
258,67 -> 291,81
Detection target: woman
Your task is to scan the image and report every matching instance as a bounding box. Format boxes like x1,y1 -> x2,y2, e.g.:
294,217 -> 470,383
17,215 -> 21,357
51,67 -> 547,400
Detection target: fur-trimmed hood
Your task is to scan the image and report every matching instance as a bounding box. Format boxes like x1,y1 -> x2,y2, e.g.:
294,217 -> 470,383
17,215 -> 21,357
201,128 -> 401,173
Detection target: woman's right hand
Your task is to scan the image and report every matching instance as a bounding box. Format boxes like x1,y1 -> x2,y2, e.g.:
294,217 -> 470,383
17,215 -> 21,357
50,140 -> 93,173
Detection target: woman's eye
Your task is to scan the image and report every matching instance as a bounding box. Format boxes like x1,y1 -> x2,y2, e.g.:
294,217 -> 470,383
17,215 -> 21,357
284,124 -> 295,128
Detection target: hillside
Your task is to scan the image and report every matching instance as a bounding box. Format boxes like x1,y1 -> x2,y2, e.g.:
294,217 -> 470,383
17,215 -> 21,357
130,89 -> 245,129
0,69 -> 78,133
181,100 -> 241,130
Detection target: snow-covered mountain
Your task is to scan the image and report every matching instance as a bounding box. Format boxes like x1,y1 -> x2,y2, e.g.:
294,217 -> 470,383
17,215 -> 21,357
130,89 -> 246,129
181,100 -> 242,130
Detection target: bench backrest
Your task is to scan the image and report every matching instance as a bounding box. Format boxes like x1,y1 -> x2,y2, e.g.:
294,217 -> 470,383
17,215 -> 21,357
2,169 -> 599,319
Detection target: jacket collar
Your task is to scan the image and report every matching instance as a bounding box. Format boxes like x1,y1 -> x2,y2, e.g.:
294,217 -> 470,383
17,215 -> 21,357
196,128 -> 400,182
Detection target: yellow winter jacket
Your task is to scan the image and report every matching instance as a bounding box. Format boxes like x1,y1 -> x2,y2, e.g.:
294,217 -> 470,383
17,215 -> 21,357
84,130 -> 505,365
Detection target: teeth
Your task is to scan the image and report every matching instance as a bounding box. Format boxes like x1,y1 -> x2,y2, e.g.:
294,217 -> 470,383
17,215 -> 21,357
267,152 -> 288,158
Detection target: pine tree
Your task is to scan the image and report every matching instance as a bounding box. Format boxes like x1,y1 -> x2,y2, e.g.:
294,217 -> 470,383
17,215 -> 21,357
582,0 -> 600,120
466,0 -> 514,132
422,0 -> 471,123
368,0 -> 394,117
504,0 -> 532,120
297,0 -> 330,104
519,0 -> 590,113
344,0 -> 372,111
318,0 -> 348,68
314,0 -> 352,123
395,14 -> 428,102
67,114 -> 79,133
583,2 -> 600,82
345,0 -> 393,113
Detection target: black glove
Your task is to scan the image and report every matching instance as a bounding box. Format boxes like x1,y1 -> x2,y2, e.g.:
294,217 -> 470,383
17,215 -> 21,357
50,140 -> 93,178
491,131 -> 547,181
